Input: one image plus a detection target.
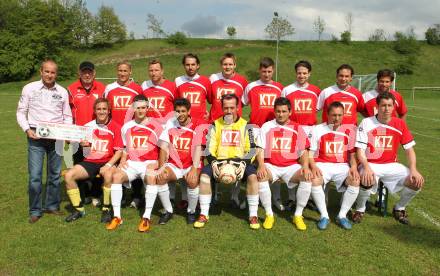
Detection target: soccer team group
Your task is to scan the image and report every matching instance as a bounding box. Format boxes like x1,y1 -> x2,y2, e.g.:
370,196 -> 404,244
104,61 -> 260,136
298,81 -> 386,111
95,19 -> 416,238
17,52 -> 425,232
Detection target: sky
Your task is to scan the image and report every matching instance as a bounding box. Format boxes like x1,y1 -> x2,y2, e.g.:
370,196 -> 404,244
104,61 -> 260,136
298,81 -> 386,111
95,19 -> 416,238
86,0 -> 440,40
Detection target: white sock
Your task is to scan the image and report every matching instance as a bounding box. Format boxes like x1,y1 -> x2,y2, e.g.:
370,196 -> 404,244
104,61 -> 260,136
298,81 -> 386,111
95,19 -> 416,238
395,187 -> 419,210
111,184 -> 123,218
187,187 -> 199,214
168,182 -> 176,201
143,185 -> 158,219
338,186 -> 360,218
259,181 -> 273,216
199,194 -> 211,216
311,186 -> 329,219
288,185 -> 297,201
295,181 -> 312,216
157,184 -> 173,213
247,194 -> 259,217
180,182 -> 188,201
271,181 -> 281,201
355,187 -> 372,212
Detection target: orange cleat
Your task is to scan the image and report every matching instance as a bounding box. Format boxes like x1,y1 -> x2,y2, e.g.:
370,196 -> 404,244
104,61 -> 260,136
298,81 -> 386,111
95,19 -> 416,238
106,217 -> 123,230
138,218 -> 151,232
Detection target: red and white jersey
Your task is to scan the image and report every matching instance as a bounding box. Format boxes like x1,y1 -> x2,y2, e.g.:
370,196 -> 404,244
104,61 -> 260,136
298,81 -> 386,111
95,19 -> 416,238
104,81 -> 142,126
317,85 -> 365,125
175,74 -> 211,120
242,80 -> 283,127
310,123 -> 356,163
209,73 -> 248,122
83,119 -> 123,164
259,119 -> 310,167
355,116 -> 415,164
363,89 -> 408,118
121,120 -> 160,162
282,82 -> 321,126
141,79 -> 177,122
68,80 -> 106,126
159,118 -> 207,169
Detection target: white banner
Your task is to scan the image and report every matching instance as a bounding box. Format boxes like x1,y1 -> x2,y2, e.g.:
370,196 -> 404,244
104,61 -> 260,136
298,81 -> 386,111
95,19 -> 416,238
36,122 -> 93,142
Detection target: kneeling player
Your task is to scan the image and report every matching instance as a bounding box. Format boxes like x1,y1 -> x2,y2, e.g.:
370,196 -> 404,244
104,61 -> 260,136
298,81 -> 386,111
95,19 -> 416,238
353,92 -> 424,224
256,97 -> 313,231
308,101 -> 360,230
156,98 -> 206,224
65,98 -> 123,223
194,94 -> 261,229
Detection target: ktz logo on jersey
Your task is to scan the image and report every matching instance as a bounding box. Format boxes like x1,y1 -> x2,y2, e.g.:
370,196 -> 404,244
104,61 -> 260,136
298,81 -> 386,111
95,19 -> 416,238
325,141 -> 344,154
294,99 -> 312,112
259,94 -> 277,107
183,92 -> 200,104
340,102 -> 353,115
149,97 -> 165,110
130,136 -> 149,149
113,96 -> 132,108
91,140 -> 109,153
221,130 -> 240,146
172,136 -> 191,150
374,136 -> 393,149
216,88 -> 235,100
272,137 -> 291,150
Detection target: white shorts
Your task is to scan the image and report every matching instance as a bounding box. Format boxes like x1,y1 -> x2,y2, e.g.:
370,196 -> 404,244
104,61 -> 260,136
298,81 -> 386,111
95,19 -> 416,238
360,162 -> 409,194
165,163 -> 192,180
266,163 -> 302,188
316,162 -> 349,192
123,160 -> 158,186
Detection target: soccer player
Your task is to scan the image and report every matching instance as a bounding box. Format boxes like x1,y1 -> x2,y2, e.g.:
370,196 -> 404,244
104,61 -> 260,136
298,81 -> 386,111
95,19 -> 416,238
318,64 -> 365,125
363,69 -> 407,119
353,92 -> 424,225
156,98 -> 206,224
256,97 -> 313,231
64,98 -> 123,223
209,52 -> 248,122
194,94 -> 260,229
308,101 -> 360,230
141,58 -> 177,124
106,95 -> 173,232
175,53 -> 211,120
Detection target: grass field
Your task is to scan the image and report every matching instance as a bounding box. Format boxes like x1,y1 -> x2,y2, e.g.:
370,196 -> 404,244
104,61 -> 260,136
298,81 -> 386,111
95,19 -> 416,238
0,39 -> 439,275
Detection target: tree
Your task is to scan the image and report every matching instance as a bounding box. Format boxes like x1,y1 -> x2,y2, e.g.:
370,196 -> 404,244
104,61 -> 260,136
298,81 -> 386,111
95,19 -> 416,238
146,13 -> 165,38
64,0 -> 95,47
393,27 -> 420,55
340,31 -> 351,44
93,5 -> 127,46
368,28 -> 387,42
425,24 -> 440,45
264,15 -> 295,40
345,12 -> 353,33
313,16 -> 326,41
226,26 -> 236,39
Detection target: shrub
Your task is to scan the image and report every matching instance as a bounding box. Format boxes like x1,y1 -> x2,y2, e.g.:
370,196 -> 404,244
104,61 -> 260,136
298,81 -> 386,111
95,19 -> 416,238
166,32 -> 188,46
340,31 -> 351,45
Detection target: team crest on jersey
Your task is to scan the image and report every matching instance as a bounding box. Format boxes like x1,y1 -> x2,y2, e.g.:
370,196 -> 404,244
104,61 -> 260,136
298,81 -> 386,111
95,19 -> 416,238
221,130 -> 241,146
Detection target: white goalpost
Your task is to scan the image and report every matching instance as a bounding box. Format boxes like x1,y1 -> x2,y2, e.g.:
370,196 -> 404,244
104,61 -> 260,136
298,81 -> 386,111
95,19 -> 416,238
411,87 -> 440,102
352,72 -> 397,92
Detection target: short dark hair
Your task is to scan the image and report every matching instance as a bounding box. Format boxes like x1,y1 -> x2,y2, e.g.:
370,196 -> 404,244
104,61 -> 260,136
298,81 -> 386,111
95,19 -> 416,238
221,93 -> 239,106
93,98 -> 110,111
327,101 -> 344,114
174,98 -> 191,110
220,52 -> 236,64
377,69 -> 395,82
376,92 -> 396,105
260,57 -> 274,68
182,53 -> 200,65
148,58 -> 163,69
336,64 -> 354,76
274,97 -> 291,111
133,94 -> 148,103
295,60 -> 312,72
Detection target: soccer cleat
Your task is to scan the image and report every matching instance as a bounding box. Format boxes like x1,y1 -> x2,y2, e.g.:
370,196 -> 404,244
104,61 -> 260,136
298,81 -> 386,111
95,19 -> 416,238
336,217 -> 352,230
186,212 -> 197,224
351,211 -> 365,224
138,218 -> 151,232
177,200 -> 188,210
262,214 -> 275,230
293,215 -> 307,231
65,210 -> 85,222
249,216 -> 260,230
158,211 -> 173,225
106,217 -> 123,230
194,215 -> 209,228
100,209 -> 113,223
317,217 -> 330,230
393,209 -> 410,225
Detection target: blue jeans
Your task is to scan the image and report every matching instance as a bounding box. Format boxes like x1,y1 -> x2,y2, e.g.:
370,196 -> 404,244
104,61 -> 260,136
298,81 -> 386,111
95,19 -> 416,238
27,137 -> 62,216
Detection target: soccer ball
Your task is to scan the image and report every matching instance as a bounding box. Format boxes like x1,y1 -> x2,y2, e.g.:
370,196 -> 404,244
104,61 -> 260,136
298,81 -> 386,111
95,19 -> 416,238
218,163 -> 237,185
38,127 -> 50,137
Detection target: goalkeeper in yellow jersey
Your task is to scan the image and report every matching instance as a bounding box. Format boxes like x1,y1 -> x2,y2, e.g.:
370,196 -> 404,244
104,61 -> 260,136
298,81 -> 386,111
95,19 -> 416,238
194,94 -> 261,230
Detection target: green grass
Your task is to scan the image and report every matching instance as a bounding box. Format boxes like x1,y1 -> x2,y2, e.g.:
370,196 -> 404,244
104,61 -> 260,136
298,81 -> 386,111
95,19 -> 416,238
0,39 -> 439,275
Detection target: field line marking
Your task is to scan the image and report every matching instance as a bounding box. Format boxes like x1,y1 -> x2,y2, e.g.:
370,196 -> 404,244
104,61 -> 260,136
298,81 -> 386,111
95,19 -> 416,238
390,194 -> 440,228
407,115 -> 440,122
412,131 -> 440,141
407,105 -> 438,112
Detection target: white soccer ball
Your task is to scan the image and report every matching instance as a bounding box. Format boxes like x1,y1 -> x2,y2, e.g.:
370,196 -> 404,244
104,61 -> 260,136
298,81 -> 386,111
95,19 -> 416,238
218,163 -> 237,185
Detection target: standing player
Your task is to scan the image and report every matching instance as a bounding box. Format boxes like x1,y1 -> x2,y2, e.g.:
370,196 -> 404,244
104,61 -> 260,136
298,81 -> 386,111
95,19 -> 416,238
353,92 -> 424,224
141,58 -> 177,124
308,102 -> 360,230
175,53 -> 211,120
363,69 -> 407,119
318,64 -> 365,125
156,98 -> 206,224
64,98 -> 123,223
256,97 -> 313,231
194,94 -> 260,230
209,53 -> 248,122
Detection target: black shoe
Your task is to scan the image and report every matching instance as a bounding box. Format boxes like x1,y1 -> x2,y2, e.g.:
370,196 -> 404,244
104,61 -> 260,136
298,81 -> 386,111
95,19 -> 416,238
186,212 -> 197,224
284,200 -> 296,212
101,209 -> 113,223
393,209 -> 410,225
65,210 -> 85,222
159,211 -> 173,225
